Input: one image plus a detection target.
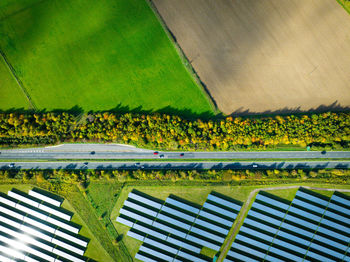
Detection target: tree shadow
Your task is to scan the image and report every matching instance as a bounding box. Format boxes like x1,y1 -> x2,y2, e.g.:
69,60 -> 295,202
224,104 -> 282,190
230,101 -> 350,117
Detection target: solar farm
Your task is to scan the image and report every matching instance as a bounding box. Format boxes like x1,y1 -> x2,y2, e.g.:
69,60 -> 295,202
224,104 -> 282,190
116,188 -> 350,262
0,188 -> 90,262
116,190 -> 243,261
226,188 -> 350,262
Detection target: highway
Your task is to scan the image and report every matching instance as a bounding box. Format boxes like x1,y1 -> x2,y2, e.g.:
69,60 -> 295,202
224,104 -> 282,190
0,161 -> 349,170
0,144 -> 349,160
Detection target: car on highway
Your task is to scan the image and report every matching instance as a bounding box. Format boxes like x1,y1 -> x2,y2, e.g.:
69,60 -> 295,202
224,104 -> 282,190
180,153 -> 184,157
159,154 -> 164,158
153,151 -> 159,155
8,163 -> 15,168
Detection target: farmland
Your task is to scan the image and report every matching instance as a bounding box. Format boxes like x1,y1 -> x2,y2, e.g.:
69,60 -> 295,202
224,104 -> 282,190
152,0 -> 350,114
0,0 -> 214,115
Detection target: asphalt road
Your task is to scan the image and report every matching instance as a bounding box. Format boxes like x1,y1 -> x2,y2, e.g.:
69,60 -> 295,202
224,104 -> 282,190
0,144 -> 349,160
1,161 -> 349,170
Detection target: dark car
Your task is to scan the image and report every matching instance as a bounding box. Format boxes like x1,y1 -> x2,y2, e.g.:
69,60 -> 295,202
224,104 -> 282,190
180,153 -> 184,157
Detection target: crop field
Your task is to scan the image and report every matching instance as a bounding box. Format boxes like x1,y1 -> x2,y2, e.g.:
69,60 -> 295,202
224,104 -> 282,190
152,0 -> 350,114
0,0 -> 214,115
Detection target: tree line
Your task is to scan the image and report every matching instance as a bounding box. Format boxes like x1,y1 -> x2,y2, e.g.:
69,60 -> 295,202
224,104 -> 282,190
0,111 -> 349,150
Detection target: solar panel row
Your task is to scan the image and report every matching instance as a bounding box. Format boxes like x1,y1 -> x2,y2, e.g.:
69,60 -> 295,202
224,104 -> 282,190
225,189 -> 350,262
0,189 -> 89,262
0,193 -> 79,234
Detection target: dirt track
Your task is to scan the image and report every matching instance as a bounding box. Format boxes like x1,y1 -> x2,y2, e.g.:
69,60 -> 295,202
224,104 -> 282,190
152,0 -> 350,114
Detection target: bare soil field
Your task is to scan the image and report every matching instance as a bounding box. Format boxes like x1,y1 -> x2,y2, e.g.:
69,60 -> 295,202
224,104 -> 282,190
152,0 -> 350,114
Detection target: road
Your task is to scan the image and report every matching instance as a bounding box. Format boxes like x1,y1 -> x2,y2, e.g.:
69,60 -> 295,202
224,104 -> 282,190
0,144 -> 349,160
0,161 -> 349,170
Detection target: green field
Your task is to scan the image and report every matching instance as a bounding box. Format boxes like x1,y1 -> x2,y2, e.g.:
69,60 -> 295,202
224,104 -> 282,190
0,0 -> 214,115
0,56 -> 30,110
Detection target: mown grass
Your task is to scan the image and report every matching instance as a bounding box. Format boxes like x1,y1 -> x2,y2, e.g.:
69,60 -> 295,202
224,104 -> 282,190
0,183 -> 111,262
0,0 -> 214,116
0,56 -> 30,110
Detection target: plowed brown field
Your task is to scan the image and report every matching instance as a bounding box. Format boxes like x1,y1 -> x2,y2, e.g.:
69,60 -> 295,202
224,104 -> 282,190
152,0 -> 350,114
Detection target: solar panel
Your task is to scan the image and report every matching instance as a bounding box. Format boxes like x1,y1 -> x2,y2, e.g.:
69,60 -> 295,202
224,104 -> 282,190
161,206 -> 196,223
278,220 -> 314,238
198,210 -> 232,227
138,245 -> 174,261
231,241 -> 268,260
251,202 -> 287,218
165,197 -> 200,214
292,198 -> 326,215
312,233 -> 348,252
119,208 -> 153,225
190,226 -> 225,243
283,214 -> 319,231
255,194 -> 290,210
123,200 -> 158,217
207,194 -> 242,212
156,213 -> 192,231
268,246 -> 306,262
288,206 -> 323,223
309,242 -> 345,260
325,207 -> 350,224
143,237 -> 179,254
295,191 -> 329,207
247,210 -> 282,226
152,221 -> 187,238
319,216 -> 349,233
240,225 -> 276,243
276,228 -> 311,247
185,234 -> 221,251
133,223 -> 167,240
29,190 -> 62,207
193,217 -> 229,235
166,236 -> 201,253
128,192 -> 163,209
177,250 -> 210,262
331,194 -> 350,208
127,229 -> 145,242
327,202 -> 350,217
226,250 -> 260,262
8,190 -> 71,221
116,216 -> 134,227
316,226 -> 350,243
135,253 -> 158,262
271,237 -> 308,257
203,202 -> 235,219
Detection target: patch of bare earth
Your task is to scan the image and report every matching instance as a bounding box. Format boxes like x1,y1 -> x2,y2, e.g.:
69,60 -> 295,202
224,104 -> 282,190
152,0 -> 350,114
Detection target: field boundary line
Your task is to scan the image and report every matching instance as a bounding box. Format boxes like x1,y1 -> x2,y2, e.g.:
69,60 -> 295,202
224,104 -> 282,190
146,0 -> 219,114
217,185 -> 350,262
0,48 -> 37,110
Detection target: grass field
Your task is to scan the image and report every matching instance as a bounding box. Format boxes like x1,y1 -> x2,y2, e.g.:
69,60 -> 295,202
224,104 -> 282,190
153,0 -> 350,114
0,55 -> 30,110
0,0 -> 214,116
110,183 -> 350,260
0,184 -> 111,262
